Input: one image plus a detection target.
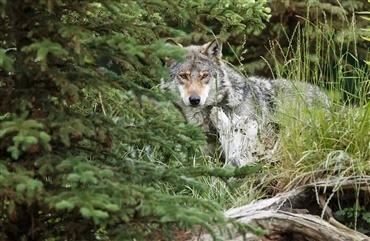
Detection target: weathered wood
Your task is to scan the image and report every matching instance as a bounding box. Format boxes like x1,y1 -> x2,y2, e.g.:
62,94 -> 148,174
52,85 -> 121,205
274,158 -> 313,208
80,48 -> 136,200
209,107 -> 260,166
190,177 -> 370,241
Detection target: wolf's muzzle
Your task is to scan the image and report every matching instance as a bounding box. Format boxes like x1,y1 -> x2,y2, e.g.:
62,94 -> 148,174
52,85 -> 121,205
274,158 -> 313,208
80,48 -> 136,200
189,95 -> 201,106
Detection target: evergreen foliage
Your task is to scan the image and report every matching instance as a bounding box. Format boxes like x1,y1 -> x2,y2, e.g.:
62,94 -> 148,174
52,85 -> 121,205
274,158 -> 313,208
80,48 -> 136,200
0,1 -> 271,240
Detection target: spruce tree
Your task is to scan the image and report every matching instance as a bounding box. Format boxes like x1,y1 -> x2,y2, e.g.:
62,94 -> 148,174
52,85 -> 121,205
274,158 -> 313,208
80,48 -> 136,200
0,1 -> 269,240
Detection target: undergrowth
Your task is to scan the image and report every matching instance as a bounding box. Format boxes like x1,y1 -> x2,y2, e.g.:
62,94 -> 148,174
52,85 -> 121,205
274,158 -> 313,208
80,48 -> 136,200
253,2 -> 370,234
265,2 -> 370,191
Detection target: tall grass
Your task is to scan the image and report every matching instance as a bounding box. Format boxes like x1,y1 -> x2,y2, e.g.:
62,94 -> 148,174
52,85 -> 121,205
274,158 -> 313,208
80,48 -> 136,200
261,3 -> 370,193
262,6 -> 370,229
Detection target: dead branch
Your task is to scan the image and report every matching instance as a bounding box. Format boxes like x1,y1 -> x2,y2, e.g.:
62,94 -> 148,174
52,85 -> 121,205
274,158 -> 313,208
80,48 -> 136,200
190,176 -> 370,241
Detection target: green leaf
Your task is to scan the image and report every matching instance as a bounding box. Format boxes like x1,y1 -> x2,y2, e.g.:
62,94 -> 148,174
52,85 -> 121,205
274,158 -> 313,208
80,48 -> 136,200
0,48 -> 14,72
99,169 -> 114,178
0,112 -> 10,121
7,146 -> 20,160
55,200 -> 75,211
80,171 -> 98,184
105,204 -> 120,212
0,164 -> 9,175
35,47 -> 49,62
16,183 -> 26,192
22,39 -> 68,71
39,131 -> 51,142
59,128 -> 71,146
93,210 -> 109,218
362,212 -> 370,223
24,136 -> 38,145
160,214 -> 174,222
25,180 -> 42,198
67,173 -> 80,182
80,206 -> 92,218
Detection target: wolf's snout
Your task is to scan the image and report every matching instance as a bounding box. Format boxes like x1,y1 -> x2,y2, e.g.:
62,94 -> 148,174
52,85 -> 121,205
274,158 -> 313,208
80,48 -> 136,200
189,95 -> 201,106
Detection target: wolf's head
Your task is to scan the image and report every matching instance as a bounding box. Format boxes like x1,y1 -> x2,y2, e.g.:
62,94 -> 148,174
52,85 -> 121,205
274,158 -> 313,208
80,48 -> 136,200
161,39 -> 228,107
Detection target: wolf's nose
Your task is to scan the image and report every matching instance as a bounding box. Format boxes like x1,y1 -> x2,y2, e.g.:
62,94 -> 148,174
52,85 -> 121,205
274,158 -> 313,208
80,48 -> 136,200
189,95 -> 201,106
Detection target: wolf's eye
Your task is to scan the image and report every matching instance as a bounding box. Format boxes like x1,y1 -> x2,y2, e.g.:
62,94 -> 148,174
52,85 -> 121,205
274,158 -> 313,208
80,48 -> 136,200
201,72 -> 209,80
179,73 -> 187,80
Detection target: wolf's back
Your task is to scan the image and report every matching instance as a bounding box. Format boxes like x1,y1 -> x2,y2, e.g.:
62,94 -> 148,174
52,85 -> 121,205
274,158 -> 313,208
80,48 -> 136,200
274,78 -> 330,109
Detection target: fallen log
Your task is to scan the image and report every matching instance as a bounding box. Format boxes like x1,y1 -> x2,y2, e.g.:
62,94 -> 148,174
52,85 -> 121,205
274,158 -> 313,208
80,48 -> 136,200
190,176 -> 370,241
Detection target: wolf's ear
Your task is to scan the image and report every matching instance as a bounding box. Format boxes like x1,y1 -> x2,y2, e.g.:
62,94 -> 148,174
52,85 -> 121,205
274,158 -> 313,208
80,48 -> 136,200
203,38 -> 222,64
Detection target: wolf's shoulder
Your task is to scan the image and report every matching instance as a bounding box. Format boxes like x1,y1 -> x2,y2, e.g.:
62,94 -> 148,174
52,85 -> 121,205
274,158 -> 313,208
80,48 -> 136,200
223,64 -> 275,98
223,64 -> 274,87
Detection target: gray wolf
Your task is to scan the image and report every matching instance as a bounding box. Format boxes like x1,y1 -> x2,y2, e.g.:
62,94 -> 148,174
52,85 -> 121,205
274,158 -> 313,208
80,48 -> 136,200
160,38 -> 330,166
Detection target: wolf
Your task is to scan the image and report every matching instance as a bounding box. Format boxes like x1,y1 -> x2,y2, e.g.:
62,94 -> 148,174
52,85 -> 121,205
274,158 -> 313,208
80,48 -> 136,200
160,38 -> 330,166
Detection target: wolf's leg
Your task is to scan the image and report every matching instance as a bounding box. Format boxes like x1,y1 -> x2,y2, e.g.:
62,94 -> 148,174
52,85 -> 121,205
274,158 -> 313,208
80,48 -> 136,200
210,107 -> 259,166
